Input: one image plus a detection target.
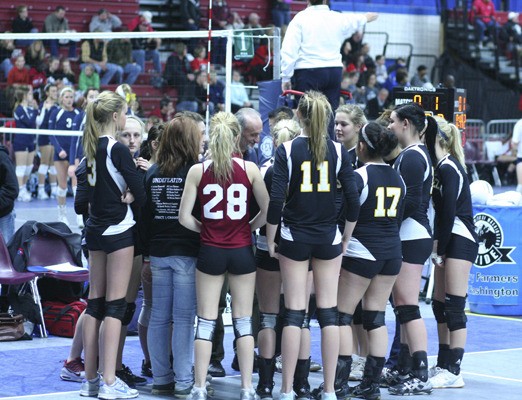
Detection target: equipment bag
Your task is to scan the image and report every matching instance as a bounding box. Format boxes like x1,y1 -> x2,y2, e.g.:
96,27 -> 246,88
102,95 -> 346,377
42,300 -> 86,338
0,313 -> 25,341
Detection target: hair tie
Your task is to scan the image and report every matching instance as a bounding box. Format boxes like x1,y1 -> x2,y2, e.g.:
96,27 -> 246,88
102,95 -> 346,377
361,124 -> 375,149
437,126 -> 449,142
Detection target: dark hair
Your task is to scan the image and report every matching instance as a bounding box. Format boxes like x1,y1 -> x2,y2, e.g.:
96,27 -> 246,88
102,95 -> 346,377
55,5 -> 65,12
417,65 -> 427,72
394,102 -> 427,136
423,115 -> 440,164
140,122 -> 165,160
160,97 -> 171,109
98,8 -> 107,15
359,122 -> 398,158
268,106 -> 293,120
309,0 -> 323,5
375,55 -> 383,61
396,69 -> 409,84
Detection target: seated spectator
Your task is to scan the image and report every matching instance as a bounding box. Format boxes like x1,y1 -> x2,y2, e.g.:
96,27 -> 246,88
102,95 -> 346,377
7,55 -> 30,86
387,57 -> 407,74
0,40 -> 15,80
472,0 -> 499,46
81,37 -> 119,85
89,8 -> 122,33
245,13 -> 263,49
228,12 -> 245,30
410,64 -> 432,88
149,97 -> 174,122
249,41 -> 274,82
107,37 -> 142,85
12,5 -> 38,47
176,70 -> 208,114
375,55 -> 388,85
349,30 -> 364,55
345,71 -> 366,105
501,12 -> 522,53
360,42 -> 376,72
395,68 -> 410,89
61,60 -> 76,86
443,74 -> 455,88
384,66 -> 408,92
190,45 -> 207,73
364,73 -> 379,103
341,39 -> 354,67
78,64 -> 101,92
44,6 -> 77,59
24,40 -> 46,69
346,53 -> 368,77
116,83 -> 139,116
209,71 -> 225,112
228,69 -> 252,113
45,57 -> 63,83
130,13 -> 162,75
29,62 -> 47,95
180,0 -> 201,32
366,88 -> 391,120
272,0 -> 291,28
214,0 -> 233,29
164,42 -> 193,87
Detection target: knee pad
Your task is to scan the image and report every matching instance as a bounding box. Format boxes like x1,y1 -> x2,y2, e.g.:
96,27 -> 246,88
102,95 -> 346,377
445,294 -> 467,331
353,301 -> 363,325
121,302 -> 136,326
283,309 -> 306,328
338,312 -> 353,326
105,298 -> 128,322
85,297 -> 106,321
302,313 -> 310,329
316,307 -> 338,329
394,305 -> 421,324
362,310 -> 385,331
49,165 -> 57,175
15,165 -> 25,178
56,186 -> 68,197
259,312 -> 277,331
431,299 -> 446,324
233,316 -> 253,339
25,165 -> 33,177
38,164 -> 49,175
195,316 -> 217,342
138,299 -> 151,327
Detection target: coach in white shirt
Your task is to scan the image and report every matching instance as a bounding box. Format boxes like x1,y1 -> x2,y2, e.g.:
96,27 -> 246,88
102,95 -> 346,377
281,0 -> 377,137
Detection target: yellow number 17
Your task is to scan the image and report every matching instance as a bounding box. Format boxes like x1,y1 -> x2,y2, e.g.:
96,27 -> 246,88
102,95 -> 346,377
374,187 -> 401,217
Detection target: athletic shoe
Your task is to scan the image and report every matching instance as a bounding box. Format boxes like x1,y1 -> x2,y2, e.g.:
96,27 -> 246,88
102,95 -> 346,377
77,214 -> 85,229
141,359 -> 152,378
349,356 -> 366,381
279,392 -> 296,400
18,187 -> 32,202
320,392 -> 336,400
61,357 -> 85,382
98,377 -> 139,399
57,205 -> 70,225
116,364 -> 147,388
37,190 -> 49,200
175,385 -> 194,398
151,382 -> 174,395
80,374 -> 101,397
240,388 -> 260,400
208,360 -> 226,377
380,367 -> 406,388
388,375 -> 433,396
186,386 -> 207,400
429,368 -> 465,389
275,355 -> 283,373
310,360 -> 322,372
350,379 -> 381,400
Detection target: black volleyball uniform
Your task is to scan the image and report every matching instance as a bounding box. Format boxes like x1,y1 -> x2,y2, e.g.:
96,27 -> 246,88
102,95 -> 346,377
432,154 -> 478,262
393,143 -> 433,264
268,135 -> 360,261
85,136 -> 146,253
347,146 -> 364,170
343,163 -> 406,278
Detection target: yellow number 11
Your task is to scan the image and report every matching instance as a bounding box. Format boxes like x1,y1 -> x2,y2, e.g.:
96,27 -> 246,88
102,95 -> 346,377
300,161 -> 330,192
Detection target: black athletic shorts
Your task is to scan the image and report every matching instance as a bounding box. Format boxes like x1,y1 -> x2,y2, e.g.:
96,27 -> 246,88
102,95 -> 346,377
278,239 -> 342,262
255,248 -> 280,272
445,234 -> 478,263
402,238 -> 433,265
85,228 -> 134,254
197,245 -> 256,276
342,257 -> 402,279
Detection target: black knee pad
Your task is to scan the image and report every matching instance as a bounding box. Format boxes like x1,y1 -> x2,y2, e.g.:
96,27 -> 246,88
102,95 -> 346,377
195,316 -> 217,342
431,299 -> 446,324
233,316 -> 253,339
445,294 -> 467,331
353,301 -> 363,325
105,298 -> 128,322
316,307 -> 338,329
362,310 -> 385,331
338,312 -> 353,326
284,309 -> 306,328
260,312 -> 277,331
85,297 -> 106,321
302,313 -> 310,330
121,302 -> 136,326
394,305 -> 421,324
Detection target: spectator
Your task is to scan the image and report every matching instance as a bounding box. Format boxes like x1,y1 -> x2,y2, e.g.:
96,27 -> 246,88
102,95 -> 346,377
61,60 -> 77,86
410,64 -> 431,88
214,0 -> 233,29
395,68 -> 410,88
115,83 -> 139,116
360,42 -> 376,71
89,8 -> 122,33
211,1 -> 230,65
45,57 -> 64,84
164,42 -> 193,88
107,37 -> 142,85
375,55 -> 387,85
0,40 -> 15,80
149,97 -> 174,122
366,87 -> 390,120
364,72 -> 379,103
387,57 -> 407,74
78,64 -> 101,92
12,5 -> 38,47
245,13 -> 264,49
81,37 -> 119,85
130,13 -> 162,75
29,62 -> 47,94
229,69 -> 252,113
341,39 -> 354,67
472,0 -> 499,46
44,6 -> 77,59
0,142 -> 18,242
24,40 -> 46,69
176,70 -> 208,114
502,12 -> 522,51
249,41 -> 274,82
349,31 -> 364,55
345,52 -> 368,76
443,74 -> 456,88
209,71 -> 225,112
190,45 -> 207,73
272,0 -> 291,28
229,12 -> 245,30
180,0 -> 201,32
383,65 -> 408,92
7,55 -> 30,86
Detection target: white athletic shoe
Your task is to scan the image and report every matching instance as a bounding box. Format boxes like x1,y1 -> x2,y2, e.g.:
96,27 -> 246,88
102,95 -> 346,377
430,368 -> 465,389
98,377 -> 139,399
279,392 -> 295,400
186,386 -> 207,400
57,205 -> 70,225
320,392 -> 337,400
240,388 -> 260,400
80,374 -> 101,397
349,355 -> 366,381
428,365 -> 444,379
37,189 -> 50,200
18,187 -> 32,202
77,214 -> 85,228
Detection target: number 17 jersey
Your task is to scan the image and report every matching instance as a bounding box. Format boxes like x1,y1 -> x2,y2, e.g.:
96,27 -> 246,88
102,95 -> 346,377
198,158 -> 253,248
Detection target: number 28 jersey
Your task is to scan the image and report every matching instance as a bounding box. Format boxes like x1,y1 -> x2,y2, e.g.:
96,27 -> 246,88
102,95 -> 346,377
198,158 -> 253,248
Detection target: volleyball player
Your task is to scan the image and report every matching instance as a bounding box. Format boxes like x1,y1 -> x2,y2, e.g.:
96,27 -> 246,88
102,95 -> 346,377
337,122 -> 405,400
179,112 -> 269,400
80,91 -> 145,399
12,85 -> 37,202
425,116 -> 478,389
266,91 -> 360,400
386,104 -> 433,395
335,104 -> 367,170
49,87 -> 80,224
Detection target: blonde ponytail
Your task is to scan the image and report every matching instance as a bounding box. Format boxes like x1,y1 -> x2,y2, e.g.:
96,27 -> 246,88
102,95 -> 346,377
209,112 -> 241,185
434,116 -> 466,168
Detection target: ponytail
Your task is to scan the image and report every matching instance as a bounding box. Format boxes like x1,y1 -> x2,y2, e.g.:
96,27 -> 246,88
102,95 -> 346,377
209,112 -> 241,185
433,116 -> 465,168
13,85 -> 30,112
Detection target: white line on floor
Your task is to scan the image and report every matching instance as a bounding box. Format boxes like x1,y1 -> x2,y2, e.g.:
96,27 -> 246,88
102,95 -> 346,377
462,371 -> 522,383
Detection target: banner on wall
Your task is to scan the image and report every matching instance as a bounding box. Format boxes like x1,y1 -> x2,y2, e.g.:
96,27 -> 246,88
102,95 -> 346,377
469,206 -> 521,315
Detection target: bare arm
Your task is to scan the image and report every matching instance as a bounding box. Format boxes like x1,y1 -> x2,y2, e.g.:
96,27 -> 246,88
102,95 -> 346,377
179,165 -> 203,233
246,162 -> 269,232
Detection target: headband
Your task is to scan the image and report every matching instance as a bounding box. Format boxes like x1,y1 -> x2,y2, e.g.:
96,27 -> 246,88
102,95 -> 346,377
361,124 -> 375,149
437,126 -> 449,142
59,86 -> 74,97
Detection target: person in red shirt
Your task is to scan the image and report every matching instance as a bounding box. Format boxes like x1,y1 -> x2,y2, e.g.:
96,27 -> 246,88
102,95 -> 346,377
179,112 -> 269,400
190,45 -> 207,73
7,55 -> 30,87
472,0 -> 499,45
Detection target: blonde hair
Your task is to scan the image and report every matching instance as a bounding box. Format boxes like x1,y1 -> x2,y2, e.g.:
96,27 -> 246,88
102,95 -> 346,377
83,91 -> 126,161
433,116 -> 465,168
335,104 -> 367,129
297,91 -> 331,165
273,119 -> 300,147
58,86 -> 74,107
117,115 -> 145,140
208,112 -> 241,185
13,85 -> 31,111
